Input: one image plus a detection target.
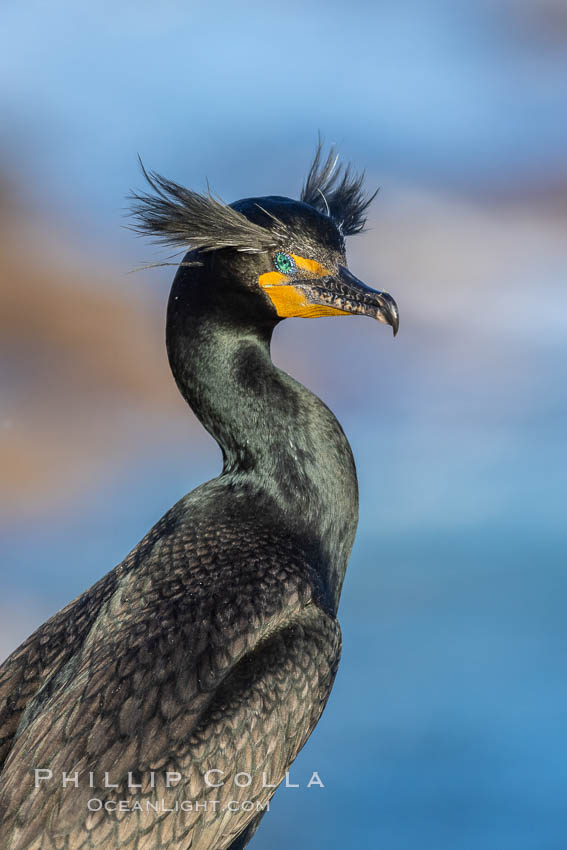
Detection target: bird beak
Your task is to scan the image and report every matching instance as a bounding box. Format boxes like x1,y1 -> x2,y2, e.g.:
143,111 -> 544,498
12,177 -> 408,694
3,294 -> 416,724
298,266 -> 399,335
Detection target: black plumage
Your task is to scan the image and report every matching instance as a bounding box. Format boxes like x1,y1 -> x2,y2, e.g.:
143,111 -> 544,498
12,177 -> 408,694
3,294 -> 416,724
300,143 -> 377,235
0,144 -> 398,849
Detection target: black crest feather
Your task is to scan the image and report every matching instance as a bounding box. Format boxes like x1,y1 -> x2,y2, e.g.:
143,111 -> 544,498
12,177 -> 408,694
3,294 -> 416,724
300,141 -> 377,235
129,159 -> 279,254
129,143 -> 376,256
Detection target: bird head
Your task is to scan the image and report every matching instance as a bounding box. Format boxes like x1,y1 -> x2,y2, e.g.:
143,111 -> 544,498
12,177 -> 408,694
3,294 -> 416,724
130,144 -> 399,335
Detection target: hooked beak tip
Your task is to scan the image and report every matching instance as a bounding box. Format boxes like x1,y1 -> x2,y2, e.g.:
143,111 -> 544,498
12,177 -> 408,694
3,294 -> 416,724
297,265 -> 400,333
391,309 -> 399,337
335,265 -> 399,334
377,290 -> 399,337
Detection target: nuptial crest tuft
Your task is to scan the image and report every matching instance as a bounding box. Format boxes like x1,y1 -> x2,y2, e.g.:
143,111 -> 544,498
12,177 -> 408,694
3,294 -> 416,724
129,142 -> 377,256
129,159 -> 279,255
300,141 -> 377,236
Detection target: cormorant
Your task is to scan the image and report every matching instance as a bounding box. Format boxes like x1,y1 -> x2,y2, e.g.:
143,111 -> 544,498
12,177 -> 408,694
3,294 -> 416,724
0,145 -> 398,849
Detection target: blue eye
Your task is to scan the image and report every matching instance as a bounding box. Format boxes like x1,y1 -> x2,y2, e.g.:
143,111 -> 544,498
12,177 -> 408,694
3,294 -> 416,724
274,252 -> 296,274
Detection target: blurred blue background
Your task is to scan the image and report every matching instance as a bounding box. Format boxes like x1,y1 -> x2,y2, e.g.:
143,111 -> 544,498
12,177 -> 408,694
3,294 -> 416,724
1,1 -> 566,847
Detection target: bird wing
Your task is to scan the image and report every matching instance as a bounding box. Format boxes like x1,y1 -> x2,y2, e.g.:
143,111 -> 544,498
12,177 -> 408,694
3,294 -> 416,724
0,568 -> 118,772
0,503 -> 169,770
0,530 -> 341,850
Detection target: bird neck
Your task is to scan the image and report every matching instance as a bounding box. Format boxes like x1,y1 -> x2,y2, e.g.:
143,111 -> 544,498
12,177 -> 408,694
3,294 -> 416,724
166,275 -> 359,610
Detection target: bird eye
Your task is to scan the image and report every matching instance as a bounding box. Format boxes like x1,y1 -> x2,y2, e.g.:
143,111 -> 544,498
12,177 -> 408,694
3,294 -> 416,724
274,252 -> 296,275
